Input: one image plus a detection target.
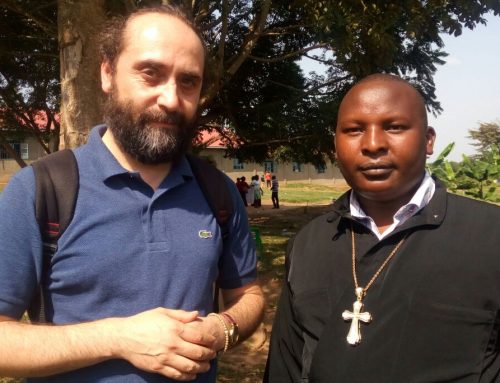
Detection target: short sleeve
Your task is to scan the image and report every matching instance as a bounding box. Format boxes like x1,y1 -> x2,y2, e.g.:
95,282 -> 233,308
0,167 -> 43,318
217,176 -> 257,289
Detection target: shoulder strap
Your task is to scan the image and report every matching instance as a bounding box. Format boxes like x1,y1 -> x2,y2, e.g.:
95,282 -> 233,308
186,154 -> 234,239
186,154 -> 235,312
29,149 -> 79,322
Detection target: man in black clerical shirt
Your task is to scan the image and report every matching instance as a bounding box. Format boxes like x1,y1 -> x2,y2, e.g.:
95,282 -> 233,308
264,74 -> 500,383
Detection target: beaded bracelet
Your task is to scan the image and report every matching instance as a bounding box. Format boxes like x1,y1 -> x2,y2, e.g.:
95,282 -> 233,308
208,313 -> 229,353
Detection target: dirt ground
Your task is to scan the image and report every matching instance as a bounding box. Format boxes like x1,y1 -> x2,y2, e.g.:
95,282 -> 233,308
217,202 -> 334,383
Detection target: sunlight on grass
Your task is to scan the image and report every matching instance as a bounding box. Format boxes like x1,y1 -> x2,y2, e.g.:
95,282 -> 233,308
266,182 -> 348,204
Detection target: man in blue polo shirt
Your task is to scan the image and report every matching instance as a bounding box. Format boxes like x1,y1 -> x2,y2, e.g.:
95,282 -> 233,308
0,5 -> 264,382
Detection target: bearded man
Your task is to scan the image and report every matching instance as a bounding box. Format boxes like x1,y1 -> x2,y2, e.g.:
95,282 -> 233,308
0,5 -> 264,383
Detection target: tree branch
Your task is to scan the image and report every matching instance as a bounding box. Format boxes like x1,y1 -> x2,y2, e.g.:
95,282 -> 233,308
0,51 -> 59,59
303,53 -> 335,65
225,0 -> 272,76
248,43 -> 329,63
217,0 -> 230,73
0,0 -> 56,36
305,74 -> 352,95
244,134 -> 317,147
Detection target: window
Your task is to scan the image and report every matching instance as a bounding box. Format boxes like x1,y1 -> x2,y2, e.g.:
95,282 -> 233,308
315,164 -> 326,174
233,158 -> 244,170
21,143 -> 29,160
292,162 -> 302,172
0,146 -> 8,160
264,161 -> 275,173
0,141 -> 26,160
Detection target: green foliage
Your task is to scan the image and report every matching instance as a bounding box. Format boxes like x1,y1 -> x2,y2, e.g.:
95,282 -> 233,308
427,142 -> 459,191
1,0 -> 500,164
429,143 -> 500,202
295,0 -> 500,114
468,120 -> 500,158
0,1 -> 59,162
459,146 -> 499,201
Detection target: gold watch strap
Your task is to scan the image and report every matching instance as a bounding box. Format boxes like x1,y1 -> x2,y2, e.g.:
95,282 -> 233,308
221,312 -> 239,348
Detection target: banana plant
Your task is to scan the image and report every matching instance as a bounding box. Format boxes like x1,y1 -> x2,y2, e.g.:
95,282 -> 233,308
458,145 -> 499,202
427,142 -> 458,192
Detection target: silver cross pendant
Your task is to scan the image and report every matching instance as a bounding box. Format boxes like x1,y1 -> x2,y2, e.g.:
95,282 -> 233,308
342,287 -> 372,346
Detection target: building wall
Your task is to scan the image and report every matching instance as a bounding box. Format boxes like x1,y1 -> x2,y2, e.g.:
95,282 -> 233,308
2,142 -> 346,186
199,148 -> 346,185
25,136 -> 47,160
0,136 -> 45,177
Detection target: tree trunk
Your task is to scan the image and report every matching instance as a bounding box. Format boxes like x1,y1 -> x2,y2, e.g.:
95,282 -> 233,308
58,0 -> 106,149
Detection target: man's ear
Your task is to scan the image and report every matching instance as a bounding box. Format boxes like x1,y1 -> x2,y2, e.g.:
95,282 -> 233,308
101,61 -> 113,94
425,126 -> 436,156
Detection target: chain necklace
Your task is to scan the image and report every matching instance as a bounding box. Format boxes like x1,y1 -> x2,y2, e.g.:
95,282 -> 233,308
342,222 -> 408,346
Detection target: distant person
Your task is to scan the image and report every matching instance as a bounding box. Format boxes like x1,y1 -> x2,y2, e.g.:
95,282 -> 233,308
246,176 -> 256,207
251,175 -> 263,207
0,5 -> 264,382
270,175 -> 279,209
238,176 -> 249,206
265,171 -> 272,188
264,73 -> 500,382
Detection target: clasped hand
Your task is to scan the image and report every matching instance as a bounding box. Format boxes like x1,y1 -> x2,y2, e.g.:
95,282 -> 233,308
112,308 -> 219,381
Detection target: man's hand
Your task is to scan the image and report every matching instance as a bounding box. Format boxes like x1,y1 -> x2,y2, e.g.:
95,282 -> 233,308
110,308 -> 217,381
184,315 -> 227,353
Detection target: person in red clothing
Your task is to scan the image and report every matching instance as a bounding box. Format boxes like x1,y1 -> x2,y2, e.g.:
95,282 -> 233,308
236,176 -> 249,206
264,171 -> 272,188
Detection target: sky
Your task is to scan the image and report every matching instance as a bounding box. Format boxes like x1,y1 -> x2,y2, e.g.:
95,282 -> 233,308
428,13 -> 500,161
300,13 -> 500,162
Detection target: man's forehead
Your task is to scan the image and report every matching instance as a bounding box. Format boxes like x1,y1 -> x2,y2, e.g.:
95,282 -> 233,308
123,12 -> 203,51
340,80 -> 424,111
349,79 -> 418,99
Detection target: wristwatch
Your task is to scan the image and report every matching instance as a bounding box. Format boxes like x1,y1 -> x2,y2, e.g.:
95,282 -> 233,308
221,312 -> 239,348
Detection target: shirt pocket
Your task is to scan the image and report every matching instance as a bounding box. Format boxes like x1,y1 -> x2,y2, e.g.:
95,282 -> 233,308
393,298 -> 497,383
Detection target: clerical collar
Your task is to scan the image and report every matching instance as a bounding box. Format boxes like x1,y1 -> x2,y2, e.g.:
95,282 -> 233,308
349,171 -> 435,240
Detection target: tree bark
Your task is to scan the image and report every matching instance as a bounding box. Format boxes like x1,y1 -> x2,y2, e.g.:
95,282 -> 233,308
58,0 -> 106,149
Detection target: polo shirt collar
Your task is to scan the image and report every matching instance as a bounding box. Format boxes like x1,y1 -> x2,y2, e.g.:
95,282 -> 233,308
82,125 -> 194,187
83,125 -> 130,182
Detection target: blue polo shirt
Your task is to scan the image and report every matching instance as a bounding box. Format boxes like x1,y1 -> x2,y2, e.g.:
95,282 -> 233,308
0,125 -> 256,382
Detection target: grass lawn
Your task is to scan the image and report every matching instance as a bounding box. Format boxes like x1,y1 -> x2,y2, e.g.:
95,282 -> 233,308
264,181 -> 348,205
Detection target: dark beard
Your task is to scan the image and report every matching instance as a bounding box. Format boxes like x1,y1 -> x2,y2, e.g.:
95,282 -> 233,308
103,93 -> 197,165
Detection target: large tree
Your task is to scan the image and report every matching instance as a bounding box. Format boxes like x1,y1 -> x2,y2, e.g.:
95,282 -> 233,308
0,0 -> 59,166
468,120 -> 500,158
58,0 -> 107,149
1,0 -> 499,167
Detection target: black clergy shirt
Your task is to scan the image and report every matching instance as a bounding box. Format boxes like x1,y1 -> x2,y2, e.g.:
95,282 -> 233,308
264,180 -> 500,383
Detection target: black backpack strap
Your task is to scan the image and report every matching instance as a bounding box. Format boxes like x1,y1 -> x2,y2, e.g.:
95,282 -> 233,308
186,154 -> 235,312
29,149 -> 79,322
186,154 -> 234,237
